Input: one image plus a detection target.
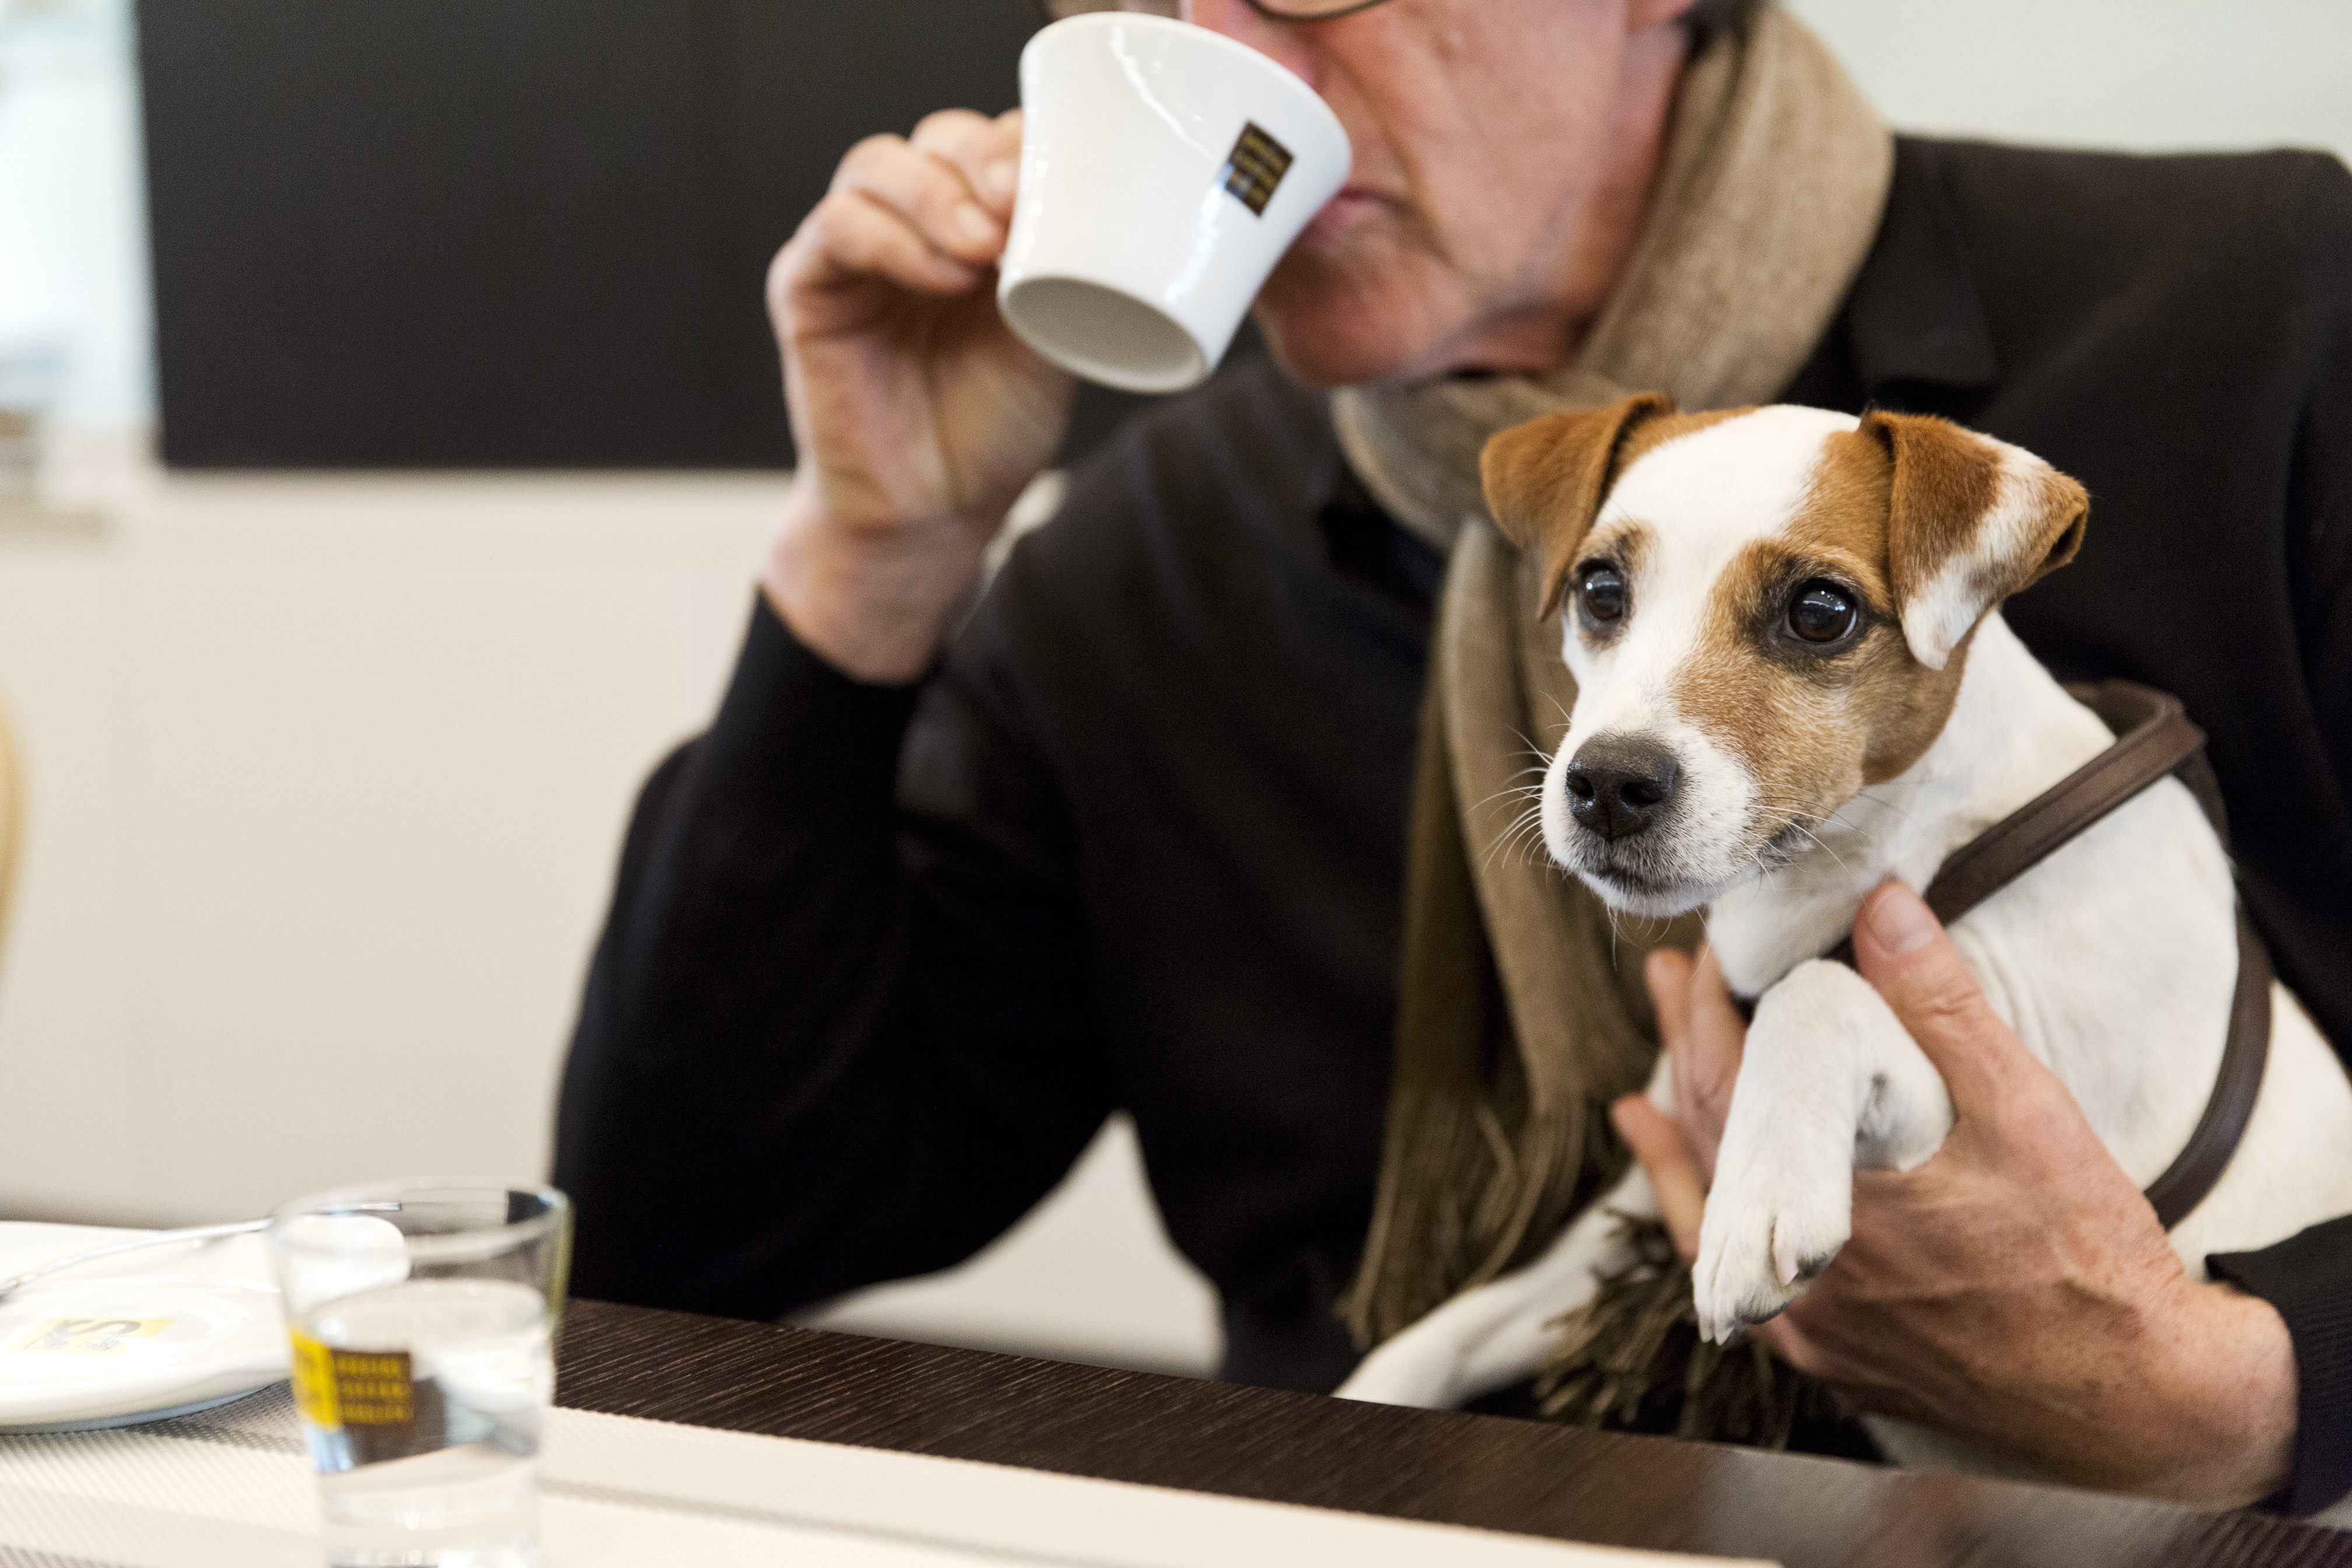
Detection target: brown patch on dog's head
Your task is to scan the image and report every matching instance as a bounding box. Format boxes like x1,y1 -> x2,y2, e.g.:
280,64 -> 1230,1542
1482,393 -> 1751,617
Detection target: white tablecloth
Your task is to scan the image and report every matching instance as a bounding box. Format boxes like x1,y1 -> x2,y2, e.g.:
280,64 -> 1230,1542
0,1381 -> 1771,1567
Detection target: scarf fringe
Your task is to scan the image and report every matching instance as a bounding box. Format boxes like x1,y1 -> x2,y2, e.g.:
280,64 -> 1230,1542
1536,1211 -> 1845,1447
1342,1097 -> 1618,1349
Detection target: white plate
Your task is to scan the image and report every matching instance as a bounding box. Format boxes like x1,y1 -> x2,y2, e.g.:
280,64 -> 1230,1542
0,1222 -> 289,1430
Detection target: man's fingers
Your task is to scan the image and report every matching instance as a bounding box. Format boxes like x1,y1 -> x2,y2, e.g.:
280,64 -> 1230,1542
1611,1096 -> 1703,1263
909,108 -> 1024,220
1748,1314 -> 1811,1373
1748,1314 -> 1915,1419
1662,946 -> 1744,1181
1685,947 -> 1746,1100
1644,948 -> 1694,1056
790,188 -> 980,304
1646,946 -> 1730,1181
1851,881 -> 2041,1113
834,132 -> 1007,268
1637,944 -> 1742,1182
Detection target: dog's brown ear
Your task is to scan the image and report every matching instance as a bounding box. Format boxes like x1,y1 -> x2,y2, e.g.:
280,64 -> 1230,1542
1863,409 -> 2088,670
1481,391 -> 1675,618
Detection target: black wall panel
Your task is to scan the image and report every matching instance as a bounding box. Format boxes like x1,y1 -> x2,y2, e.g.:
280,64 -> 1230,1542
138,0 -> 1149,468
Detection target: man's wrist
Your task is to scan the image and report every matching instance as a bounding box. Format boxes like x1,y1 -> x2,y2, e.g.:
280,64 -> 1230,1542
2150,1278 -> 2296,1509
761,486 -> 991,685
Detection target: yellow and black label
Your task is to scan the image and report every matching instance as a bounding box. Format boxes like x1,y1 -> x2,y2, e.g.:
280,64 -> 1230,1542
8,1316 -> 172,1354
1220,121 -> 1294,216
288,1329 -> 416,1430
289,1329 -> 342,1426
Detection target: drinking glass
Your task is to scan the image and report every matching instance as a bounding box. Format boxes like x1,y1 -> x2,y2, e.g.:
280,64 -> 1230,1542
267,1182 -> 570,1568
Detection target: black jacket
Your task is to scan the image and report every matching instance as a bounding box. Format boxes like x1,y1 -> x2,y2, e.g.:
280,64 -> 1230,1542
555,138 -> 2352,1510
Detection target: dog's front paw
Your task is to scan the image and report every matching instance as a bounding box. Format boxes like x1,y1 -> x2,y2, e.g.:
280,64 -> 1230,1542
1691,1148 -> 1851,1345
1335,1325 -> 1472,1408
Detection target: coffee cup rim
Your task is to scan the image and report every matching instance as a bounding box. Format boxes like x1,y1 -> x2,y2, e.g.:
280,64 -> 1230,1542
1024,10 -> 1351,159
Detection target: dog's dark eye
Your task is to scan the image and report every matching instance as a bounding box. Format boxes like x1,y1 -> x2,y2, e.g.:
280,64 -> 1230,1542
1787,580 -> 1859,645
1577,563 -> 1627,625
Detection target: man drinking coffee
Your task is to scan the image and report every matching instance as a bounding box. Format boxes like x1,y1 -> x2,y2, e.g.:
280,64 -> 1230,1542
554,0 -> 2352,1515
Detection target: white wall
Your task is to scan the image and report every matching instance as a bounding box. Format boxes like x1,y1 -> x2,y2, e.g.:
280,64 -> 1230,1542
0,3 -> 2344,1380
0,473 -> 776,1222
1787,0 -> 2352,164
0,468 -> 1223,1374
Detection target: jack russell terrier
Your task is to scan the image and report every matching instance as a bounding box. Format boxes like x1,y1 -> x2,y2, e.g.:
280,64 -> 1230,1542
1336,394 -> 2352,1488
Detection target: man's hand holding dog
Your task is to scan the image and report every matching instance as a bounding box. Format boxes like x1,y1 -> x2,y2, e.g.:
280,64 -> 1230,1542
1615,882 -> 2298,1510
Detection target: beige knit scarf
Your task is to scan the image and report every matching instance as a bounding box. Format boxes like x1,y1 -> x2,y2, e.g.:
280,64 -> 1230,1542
1336,5 -> 1893,1356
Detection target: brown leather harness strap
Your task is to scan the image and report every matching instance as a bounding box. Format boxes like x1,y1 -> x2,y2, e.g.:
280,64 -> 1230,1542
1821,679 -> 2270,1231
1924,683 -> 2207,933
2144,906 -> 2273,1230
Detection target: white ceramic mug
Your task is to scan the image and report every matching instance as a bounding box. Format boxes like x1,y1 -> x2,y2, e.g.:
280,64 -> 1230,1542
997,14 -> 1352,394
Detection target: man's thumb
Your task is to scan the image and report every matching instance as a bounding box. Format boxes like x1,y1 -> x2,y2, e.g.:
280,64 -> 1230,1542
1851,881 -> 2032,1108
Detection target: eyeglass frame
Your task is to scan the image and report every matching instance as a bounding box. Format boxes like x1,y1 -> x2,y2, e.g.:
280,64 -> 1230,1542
1031,0 -> 1397,25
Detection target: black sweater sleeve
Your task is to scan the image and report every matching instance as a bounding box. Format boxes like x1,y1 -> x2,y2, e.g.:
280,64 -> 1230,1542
2211,1220 -> 2352,1516
2208,164 -> 2352,1518
552,594 -> 1112,1319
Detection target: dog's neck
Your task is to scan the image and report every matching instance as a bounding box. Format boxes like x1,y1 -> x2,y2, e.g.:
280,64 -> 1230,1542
1704,614 -> 2116,999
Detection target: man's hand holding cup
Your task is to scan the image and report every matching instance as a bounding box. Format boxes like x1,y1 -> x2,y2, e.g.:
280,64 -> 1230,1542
765,105 -> 1076,685
763,14 -> 1349,685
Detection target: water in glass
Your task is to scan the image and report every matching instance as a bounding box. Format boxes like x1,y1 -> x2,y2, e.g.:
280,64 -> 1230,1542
300,1278 -> 551,1568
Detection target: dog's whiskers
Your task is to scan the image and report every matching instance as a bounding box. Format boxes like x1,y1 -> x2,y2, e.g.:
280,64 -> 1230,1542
1482,800 -> 1556,874
1472,774 -> 1549,816
1851,784 -> 1927,828
1751,792 -> 1880,858
1757,810 -> 1856,878
1507,727 -> 1557,768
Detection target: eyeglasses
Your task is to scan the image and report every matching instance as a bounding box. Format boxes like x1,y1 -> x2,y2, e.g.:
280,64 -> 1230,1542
1034,0 -> 1396,23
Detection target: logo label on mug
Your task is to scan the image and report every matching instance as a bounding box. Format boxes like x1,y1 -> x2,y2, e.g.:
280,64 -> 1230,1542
1220,123 -> 1294,217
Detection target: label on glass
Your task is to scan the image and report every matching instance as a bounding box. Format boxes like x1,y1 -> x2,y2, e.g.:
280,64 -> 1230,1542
290,1329 -> 444,1465
289,1330 -> 416,1428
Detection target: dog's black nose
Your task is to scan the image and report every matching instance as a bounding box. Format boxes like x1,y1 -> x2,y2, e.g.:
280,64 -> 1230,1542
1563,736 -> 1681,842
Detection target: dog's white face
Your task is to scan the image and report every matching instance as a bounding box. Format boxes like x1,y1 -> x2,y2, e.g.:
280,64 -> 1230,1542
1482,398 -> 2089,918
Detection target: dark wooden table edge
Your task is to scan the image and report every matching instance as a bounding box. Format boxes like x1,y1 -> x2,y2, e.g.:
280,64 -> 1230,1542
554,1298 -> 2350,1568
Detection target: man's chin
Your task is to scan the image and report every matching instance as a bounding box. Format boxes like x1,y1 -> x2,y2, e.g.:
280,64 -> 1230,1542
1252,250 -> 1453,387
1252,298 -> 1413,388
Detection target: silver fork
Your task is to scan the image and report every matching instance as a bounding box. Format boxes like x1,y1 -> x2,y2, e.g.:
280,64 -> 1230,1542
0,1219 -> 271,1303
